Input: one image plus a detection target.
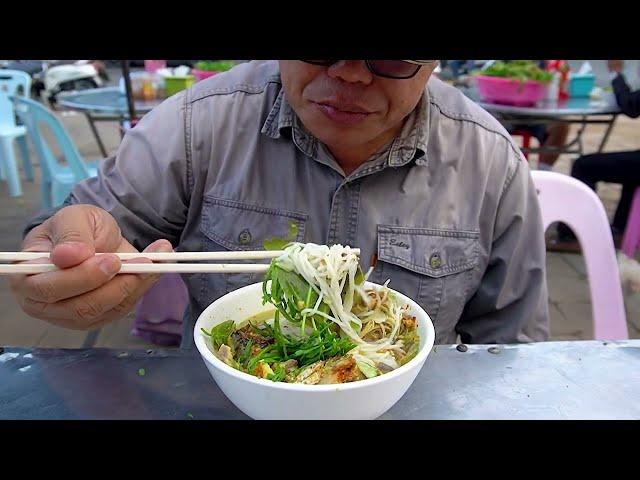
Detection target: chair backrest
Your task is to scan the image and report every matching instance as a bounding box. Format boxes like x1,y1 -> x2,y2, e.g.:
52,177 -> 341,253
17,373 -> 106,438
531,170 -> 628,340
620,187 -> 640,258
12,96 -> 91,181
0,69 -> 31,97
0,69 -> 31,129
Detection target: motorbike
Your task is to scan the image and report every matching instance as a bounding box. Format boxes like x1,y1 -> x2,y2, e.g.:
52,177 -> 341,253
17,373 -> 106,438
0,60 -> 108,107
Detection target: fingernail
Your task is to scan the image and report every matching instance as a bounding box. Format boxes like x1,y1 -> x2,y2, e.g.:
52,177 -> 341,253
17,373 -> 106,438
99,256 -> 120,276
158,242 -> 174,253
150,240 -> 173,253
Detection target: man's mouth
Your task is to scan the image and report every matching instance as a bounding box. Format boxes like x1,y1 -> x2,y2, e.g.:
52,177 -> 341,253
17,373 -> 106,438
313,101 -> 373,126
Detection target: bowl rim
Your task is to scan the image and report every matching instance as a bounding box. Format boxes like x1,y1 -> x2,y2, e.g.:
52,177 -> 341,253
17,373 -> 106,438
194,280 -> 435,392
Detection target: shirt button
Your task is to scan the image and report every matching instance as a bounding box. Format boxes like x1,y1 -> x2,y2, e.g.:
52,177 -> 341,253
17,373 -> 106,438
429,252 -> 442,269
238,229 -> 252,245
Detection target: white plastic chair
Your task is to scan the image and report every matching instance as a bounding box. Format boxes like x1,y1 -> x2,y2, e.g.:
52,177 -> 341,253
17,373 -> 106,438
12,96 -> 97,209
531,170 -> 628,340
0,70 -> 33,197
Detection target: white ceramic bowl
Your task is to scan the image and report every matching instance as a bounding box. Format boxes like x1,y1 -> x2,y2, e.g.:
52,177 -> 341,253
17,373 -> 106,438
194,281 -> 435,420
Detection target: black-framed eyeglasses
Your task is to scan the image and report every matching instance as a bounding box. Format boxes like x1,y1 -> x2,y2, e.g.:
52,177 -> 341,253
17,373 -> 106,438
301,60 -> 436,79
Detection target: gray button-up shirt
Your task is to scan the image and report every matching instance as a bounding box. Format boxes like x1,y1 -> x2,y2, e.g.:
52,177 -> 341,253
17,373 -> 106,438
27,60 -> 549,347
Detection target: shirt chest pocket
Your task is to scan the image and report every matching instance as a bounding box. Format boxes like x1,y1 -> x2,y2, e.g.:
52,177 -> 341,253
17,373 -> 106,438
199,196 -> 308,301
368,225 -> 480,340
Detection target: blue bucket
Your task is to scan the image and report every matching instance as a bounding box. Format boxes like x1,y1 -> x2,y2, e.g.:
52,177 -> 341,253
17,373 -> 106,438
569,74 -> 595,98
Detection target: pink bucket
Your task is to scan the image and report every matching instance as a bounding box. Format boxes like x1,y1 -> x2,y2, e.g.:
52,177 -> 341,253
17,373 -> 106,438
475,75 -> 547,106
144,60 -> 167,73
192,69 -> 219,82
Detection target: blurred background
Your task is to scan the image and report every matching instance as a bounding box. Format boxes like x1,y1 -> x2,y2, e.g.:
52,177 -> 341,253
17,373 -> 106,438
1,59 -> 639,349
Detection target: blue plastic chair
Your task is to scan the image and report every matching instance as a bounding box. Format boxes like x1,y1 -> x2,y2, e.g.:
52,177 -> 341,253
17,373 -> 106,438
12,96 -> 98,209
0,70 -> 33,197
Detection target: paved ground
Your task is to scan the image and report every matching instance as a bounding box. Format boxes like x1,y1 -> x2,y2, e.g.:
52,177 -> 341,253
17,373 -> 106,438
1,62 -> 639,349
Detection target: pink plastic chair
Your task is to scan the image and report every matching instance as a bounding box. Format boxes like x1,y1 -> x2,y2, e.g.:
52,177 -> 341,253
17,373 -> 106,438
621,187 -> 640,258
531,170 -> 628,340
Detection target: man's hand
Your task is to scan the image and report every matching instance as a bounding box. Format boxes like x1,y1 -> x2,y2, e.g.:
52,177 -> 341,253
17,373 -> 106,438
9,204 -> 173,330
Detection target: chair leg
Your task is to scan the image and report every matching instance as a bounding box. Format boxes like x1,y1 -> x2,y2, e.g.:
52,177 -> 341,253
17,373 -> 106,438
512,130 -> 531,160
16,135 -> 34,182
0,137 -> 22,197
51,181 -> 72,207
82,329 -> 101,348
40,180 -> 52,210
571,211 -> 629,340
621,187 -> 640,258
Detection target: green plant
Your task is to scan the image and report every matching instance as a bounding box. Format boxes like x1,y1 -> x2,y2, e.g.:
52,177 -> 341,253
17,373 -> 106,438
475,60 -> 553,84
194,60 -> 236,72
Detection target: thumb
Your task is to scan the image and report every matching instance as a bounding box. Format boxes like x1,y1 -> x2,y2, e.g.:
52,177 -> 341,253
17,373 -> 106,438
48,206 -> 97,269
48,205 -> 123,269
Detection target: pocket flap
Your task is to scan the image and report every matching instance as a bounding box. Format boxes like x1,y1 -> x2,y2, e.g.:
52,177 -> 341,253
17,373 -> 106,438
377,225 -> 479,278
201,196 -> 307,251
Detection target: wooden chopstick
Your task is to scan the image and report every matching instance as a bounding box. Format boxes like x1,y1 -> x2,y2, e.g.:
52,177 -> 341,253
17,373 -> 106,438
0,249 -> 360,262
0,248 -> 361,275
0,263 -> 271,275
0,251 -> 287,262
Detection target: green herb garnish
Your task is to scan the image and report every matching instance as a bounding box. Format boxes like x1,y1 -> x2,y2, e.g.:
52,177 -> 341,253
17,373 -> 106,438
201,320 -> 235,350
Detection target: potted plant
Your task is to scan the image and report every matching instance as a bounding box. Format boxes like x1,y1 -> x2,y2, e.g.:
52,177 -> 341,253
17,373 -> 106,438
192,60 -> 236,82
473,60 -> 553,106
